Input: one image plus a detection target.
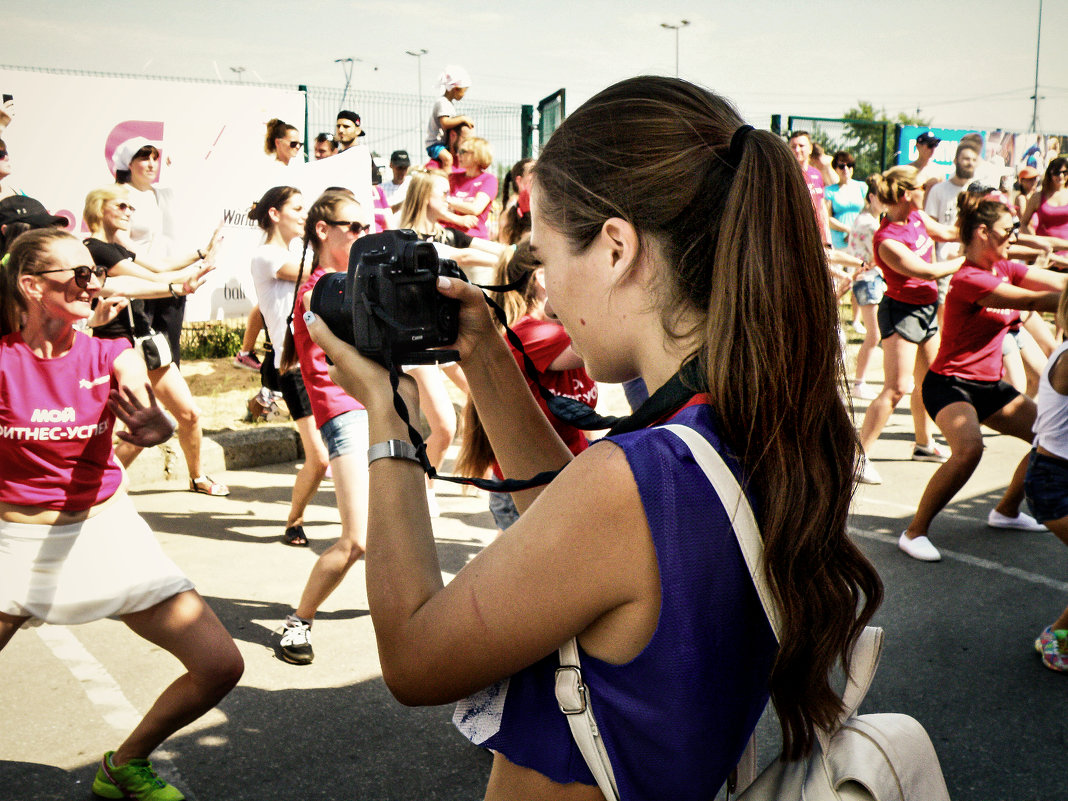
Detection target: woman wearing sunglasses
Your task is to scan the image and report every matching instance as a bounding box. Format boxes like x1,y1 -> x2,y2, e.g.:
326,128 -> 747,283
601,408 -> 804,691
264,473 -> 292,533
83,185 -> 228,497
446,137 -> 498,240
1021,157 -> 1068,257
273,190 -> 371,665
265,118 -> 303,168
0,228 -> 243,801
898,191 -> 1068,561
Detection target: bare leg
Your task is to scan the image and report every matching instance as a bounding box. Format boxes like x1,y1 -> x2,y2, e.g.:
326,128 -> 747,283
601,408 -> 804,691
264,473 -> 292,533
910,337 -> 939,449
241,307 -> 262,354
904,402 -> 984,539
149,364 -> 203,482
859,334 -> 916,454
441,361 -> 470,398
294,442 -> 369,620
409,365 -> 457,476
287,416 -> 329,529
111,590 -> 243,764
0,610 -> 29,651
983,395 -> 1038,518
853,304 -> 879,386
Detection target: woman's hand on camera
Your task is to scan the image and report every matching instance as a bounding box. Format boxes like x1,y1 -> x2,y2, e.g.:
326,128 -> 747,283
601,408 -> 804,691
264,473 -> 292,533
435,275 -> 498,361
302,303 -> 419,414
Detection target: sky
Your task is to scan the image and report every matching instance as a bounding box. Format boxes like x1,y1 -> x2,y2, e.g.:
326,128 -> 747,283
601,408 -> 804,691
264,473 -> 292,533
6,0 -> 1068,135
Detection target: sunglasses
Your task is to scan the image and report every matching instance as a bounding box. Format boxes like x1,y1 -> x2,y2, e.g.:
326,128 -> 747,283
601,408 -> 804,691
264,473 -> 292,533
35,265 -> 108,288
834,163 -> 854,170
288,140 -> 303,149
1053,169 -> 1068,176
0,149 -> 8,159
324,219 -> 369,235
991,221 -> 1020,240
111,201 -> 136,212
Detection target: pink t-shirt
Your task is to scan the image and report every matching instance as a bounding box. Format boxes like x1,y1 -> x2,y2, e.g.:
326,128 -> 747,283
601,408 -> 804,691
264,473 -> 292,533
293,266 -> 364,428
507,316 -> 597,457
372,185 -> 390,234
0,331 -> 129,511
1036,199 -> 1068,246
446,169 -> 498,240
930,259 -> 1028,381
873,210 -> 938,305
803,165 -> 831,245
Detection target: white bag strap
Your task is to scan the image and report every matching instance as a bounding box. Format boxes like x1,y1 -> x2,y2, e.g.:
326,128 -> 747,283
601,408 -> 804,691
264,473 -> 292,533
555,638 -> 621,801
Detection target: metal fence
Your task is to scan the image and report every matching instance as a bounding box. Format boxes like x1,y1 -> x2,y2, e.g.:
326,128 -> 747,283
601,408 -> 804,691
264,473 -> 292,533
303,84 -> 530,175
537,89 -> 566,151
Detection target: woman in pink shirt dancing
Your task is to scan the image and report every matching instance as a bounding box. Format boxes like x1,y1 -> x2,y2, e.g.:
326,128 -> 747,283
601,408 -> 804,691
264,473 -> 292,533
0,229 -> 242,800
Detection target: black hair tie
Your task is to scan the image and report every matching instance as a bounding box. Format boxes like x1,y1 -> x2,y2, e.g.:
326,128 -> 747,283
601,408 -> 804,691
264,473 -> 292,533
727,124 -> 754,169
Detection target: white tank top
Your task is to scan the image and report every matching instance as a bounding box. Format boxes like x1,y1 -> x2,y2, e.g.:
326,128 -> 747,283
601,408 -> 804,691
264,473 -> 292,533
1033,341 -> 1068,461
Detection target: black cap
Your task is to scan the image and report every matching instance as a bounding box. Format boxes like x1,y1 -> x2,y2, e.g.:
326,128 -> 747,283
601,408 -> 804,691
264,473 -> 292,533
0,196 -> 69,229
390,150 -> 411,168
916,131 -> 941,147
336,110 -> 361,126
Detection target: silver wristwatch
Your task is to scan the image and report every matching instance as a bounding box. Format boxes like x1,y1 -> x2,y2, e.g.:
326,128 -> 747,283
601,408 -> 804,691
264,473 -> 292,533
367,439 -> 421,465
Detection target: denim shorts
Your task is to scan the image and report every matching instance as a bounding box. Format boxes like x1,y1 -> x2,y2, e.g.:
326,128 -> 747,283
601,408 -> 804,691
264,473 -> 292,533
319,409 -> 368,460
852,273 -> 886,307
488,491 -> 520,531
1025,450 -> 1068,524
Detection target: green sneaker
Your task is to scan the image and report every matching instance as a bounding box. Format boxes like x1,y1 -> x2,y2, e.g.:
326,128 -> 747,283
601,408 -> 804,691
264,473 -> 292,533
92,751 -> 185,800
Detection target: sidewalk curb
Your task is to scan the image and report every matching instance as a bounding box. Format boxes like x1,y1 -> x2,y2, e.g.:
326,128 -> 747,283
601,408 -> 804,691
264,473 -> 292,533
124,424 -> 303,488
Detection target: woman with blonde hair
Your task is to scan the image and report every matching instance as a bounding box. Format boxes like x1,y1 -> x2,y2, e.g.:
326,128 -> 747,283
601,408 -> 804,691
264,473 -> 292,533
83,185 -> 228,496
856,164 -> 963,485
303,76 -> 882,799
446,136 -> 498,240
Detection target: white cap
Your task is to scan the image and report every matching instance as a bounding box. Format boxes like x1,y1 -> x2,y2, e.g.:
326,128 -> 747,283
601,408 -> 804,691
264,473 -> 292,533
437,65 -> 471,91
113,137 -> 161,172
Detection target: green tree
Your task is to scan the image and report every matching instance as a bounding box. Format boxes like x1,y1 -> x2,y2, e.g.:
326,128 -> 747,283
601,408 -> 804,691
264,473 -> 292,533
842,102 -> 931,179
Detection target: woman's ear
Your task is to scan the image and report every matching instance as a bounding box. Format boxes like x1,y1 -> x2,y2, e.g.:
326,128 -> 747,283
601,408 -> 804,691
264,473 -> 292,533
314,219 -> 329,242
17,272 -> 41,303
599,217 -> 641,279
268,206 -> 282,225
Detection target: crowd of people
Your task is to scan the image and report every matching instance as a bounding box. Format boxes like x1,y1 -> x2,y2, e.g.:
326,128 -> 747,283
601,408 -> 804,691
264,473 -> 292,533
2,71 -> 1068,800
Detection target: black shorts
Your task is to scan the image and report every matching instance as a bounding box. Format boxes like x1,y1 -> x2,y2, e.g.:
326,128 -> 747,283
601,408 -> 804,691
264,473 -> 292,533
921,370 -> 1021,422
877,297 -> 939,344
278,367 -> 313,421
141,296 -> 186,367
1025,450 -> 1068,523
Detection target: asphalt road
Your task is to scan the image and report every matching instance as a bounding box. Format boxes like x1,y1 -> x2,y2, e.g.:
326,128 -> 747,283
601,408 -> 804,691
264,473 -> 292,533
2,396 -> 1066,800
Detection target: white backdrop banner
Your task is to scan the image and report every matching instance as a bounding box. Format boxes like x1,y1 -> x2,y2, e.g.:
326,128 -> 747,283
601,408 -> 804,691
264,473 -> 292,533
0,68 -> 370,321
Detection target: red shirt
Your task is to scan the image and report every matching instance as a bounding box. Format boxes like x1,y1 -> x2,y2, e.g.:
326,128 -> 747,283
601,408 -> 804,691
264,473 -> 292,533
873,210 -> 938,305
507,316 -> 597,458
930,259 -> 1028,381
293,267 -> 365,427
0,331 -> 129,511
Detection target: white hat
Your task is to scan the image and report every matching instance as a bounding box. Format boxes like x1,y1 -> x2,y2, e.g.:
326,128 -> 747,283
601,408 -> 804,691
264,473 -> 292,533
438,65 -> 471,91
113,137 -> 161,172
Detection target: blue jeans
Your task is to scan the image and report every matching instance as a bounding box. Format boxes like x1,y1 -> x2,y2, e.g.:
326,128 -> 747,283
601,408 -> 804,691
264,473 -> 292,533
319,410 -> 368,460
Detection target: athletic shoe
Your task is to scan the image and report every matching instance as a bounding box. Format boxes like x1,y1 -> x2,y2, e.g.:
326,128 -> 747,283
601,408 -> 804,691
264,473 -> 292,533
898,532 -> 942,562
1034,626 -> 1068,672
233,351 -> 261,371
987,509 -> 1048,532
912,442 -> 950,463
852,319 -> 866,335
851,382 -> 878,400
92,751 -> 184,800
280,617 -> 313,665
856,455 -> 882,485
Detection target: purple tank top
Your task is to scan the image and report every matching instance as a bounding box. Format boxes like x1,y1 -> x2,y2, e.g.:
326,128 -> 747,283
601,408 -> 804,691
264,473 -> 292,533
453,401 -> 777,800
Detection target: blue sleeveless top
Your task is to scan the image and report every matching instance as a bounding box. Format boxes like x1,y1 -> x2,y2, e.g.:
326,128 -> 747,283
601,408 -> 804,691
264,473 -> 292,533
453,401 -> 777,800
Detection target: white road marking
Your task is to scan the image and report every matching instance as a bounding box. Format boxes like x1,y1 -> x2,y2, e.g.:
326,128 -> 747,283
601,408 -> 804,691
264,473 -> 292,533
850,526 -> 1068,592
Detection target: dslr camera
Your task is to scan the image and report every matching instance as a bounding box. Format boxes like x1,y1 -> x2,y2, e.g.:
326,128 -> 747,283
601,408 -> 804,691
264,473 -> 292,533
309,229 -> 464,366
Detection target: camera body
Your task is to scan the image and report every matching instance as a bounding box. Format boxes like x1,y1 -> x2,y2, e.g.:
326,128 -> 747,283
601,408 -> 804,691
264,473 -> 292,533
309,229 -> 463,367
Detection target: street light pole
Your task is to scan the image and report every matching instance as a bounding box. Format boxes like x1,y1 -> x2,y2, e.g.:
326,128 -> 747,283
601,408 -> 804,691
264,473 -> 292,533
1028,0 -> 1043,133
660,20 -> 690,78
406,49 -> 428,153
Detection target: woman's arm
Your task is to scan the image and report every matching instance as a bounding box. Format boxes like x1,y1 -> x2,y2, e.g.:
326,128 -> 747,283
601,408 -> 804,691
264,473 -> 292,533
976,267 -> 1065,312
1020,192 -> 1042,234
878,240 -> 963,280
448,191 -> 493,218
917,210 -> 960,243
1018,266 -> 1068,294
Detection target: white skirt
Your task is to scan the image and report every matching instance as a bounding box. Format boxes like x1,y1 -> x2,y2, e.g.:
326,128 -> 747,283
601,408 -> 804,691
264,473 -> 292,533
0,493 -> 194,625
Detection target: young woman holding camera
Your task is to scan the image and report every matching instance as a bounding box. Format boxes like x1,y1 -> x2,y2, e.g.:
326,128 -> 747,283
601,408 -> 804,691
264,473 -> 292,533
302,77 -> 881,799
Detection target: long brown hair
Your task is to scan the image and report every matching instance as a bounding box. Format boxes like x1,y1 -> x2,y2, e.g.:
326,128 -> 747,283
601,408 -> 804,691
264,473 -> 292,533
534,76 -> 881,759
278,190 -> 354,372
454,242 -> 540,478
1,228 -> 76,336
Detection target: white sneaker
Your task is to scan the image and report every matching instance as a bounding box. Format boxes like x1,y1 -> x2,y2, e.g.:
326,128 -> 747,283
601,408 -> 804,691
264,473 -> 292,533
912,442 -> 950,463
898,532 -> 942,561
853,319 -> 866,335
852,382 -> 878,400
987,509 -> 1048,532
279,618 -> 314,664
856,455 -> 882,485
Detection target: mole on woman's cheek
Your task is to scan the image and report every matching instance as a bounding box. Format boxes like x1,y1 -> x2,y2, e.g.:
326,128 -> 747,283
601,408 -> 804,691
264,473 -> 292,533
579,318 -> 586,326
